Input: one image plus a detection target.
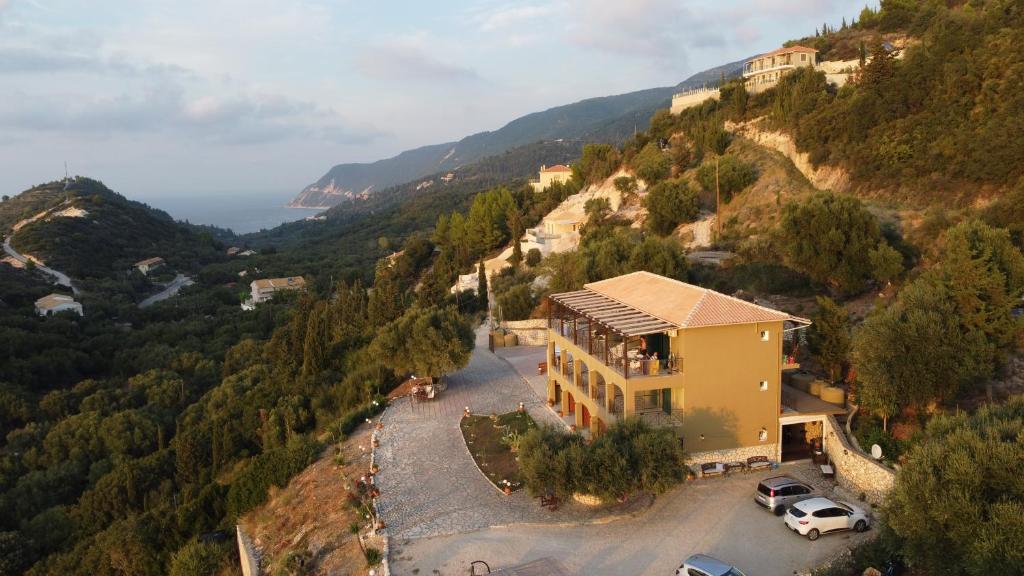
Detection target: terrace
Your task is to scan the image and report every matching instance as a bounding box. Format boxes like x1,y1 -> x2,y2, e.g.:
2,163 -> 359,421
548,290 -> 682,380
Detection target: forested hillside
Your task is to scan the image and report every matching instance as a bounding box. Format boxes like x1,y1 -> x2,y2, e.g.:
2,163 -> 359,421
292,59 -> 745,208
763,0 -> 1024,200
7,179 -> 224,280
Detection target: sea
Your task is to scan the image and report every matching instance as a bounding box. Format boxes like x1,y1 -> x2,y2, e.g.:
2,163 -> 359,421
138,190 -> 326,235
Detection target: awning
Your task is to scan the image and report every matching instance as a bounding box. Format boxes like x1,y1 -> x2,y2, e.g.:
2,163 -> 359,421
550,290 -> 678,337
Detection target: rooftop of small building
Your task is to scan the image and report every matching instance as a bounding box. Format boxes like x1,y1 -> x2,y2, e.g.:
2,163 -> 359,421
35,293 -> 78,309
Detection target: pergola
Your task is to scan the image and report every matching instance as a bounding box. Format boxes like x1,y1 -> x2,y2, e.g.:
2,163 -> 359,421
548,291 -> 678,379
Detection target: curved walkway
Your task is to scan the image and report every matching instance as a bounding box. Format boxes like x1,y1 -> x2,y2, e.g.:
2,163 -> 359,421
374,326 -> 626,541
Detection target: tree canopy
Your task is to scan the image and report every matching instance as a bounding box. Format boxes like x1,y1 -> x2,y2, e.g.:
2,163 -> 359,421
643,178 -> 700,236
369,305 -> 474,378
777,191 -> 897,294
886,396 -> 1024,575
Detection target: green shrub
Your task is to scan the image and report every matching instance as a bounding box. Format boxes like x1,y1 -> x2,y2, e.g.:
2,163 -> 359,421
169,541 -> 230,576
519,418 -> 685,502
644,178 -> 699,236
632,143 -> 672,184
696,155 -> 758,203
525,248 -> 542,267
225,436 -> 322,519
364,547 -> 382,565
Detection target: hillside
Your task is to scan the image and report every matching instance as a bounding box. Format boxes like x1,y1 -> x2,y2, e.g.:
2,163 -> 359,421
6,178 -> 224,280
290,59 -> 745,208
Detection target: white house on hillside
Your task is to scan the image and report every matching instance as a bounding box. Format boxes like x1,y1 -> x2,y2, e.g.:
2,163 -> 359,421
135,257 -> 165,275
242,276 -> 307,310
35,293 -> 83,317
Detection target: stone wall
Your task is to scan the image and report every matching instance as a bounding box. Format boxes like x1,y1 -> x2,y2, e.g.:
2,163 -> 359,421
501,319 -> 548,346
686,443 -> 778,468
236,525 -> 260,576
822,415 -> 894,505
670,88 -> 720,114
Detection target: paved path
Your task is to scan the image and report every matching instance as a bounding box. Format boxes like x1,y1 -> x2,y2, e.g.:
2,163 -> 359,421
375,326 -> 620,541
3,235 -> 79,295
139,274 -> 194,308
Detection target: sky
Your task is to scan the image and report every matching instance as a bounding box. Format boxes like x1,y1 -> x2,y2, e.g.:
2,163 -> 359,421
0,0 -> 870,199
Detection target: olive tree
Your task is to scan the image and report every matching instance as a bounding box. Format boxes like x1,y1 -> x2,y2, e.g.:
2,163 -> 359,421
369,305 -> 474,378
886,397 -> 1024,575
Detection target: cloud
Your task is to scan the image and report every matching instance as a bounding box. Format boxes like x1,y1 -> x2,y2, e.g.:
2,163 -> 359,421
475,4 -> 555,32
355,43 -> 482,84
0,83 -> 379,146
565,0 -> 723,67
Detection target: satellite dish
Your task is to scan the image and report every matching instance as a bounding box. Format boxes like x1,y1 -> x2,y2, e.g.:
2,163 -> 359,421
870,444 -> 883,460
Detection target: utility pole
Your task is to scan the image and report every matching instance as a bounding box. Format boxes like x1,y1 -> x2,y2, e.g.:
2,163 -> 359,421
715,156 -> 722,241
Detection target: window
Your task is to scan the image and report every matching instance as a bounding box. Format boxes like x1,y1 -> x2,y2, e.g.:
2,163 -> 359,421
760,329 -> 770,341
759,380 -> 768,392
801,53 -> 807,61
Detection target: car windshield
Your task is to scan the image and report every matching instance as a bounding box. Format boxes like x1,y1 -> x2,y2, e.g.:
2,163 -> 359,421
836,502 -> 853,513
725,569 -> 746,576
757,483 -> 771,495
788,506 -> 807,517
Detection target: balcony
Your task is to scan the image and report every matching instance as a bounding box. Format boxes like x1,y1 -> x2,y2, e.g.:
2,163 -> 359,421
549,316 -> 681,380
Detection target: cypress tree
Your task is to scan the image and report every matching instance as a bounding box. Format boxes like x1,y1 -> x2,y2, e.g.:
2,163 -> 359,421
509,208 -> 524,268
477,260 -> 488,312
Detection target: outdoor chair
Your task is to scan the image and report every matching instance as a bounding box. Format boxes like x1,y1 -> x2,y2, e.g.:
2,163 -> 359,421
746,455 -> 771,472
540,493 -> 559,511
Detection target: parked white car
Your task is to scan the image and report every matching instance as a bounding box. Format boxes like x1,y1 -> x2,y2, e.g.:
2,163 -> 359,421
784,497 -> 870,540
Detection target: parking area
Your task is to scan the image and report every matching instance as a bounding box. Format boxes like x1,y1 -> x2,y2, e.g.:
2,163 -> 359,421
390,462 -> 873,576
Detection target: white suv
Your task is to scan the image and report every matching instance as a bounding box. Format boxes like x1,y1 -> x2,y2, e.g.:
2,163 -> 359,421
784,497 -> 870,540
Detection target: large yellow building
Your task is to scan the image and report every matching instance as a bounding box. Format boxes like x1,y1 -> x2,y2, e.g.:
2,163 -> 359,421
743,45 -> 818,94
546,271 -> 827,463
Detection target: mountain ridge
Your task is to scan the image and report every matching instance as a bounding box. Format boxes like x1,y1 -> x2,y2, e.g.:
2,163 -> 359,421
290,59 -> 745,208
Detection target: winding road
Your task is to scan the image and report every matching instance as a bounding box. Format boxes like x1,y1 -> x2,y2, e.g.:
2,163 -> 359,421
3,235 -> 79,295
138,274 -> 194,308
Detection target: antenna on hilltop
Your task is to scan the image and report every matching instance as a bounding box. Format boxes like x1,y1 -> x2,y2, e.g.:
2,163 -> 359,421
63,161 -> 72,193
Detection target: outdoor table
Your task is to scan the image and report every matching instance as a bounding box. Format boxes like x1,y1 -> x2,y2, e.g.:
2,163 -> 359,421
820,464 -> 835,479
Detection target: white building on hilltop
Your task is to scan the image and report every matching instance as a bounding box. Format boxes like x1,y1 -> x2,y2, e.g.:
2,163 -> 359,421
35,293 -> 83,317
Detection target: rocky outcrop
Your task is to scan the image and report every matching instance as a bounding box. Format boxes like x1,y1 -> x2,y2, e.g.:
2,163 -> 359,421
728,119 -> 850,193
288,179 -> 370,208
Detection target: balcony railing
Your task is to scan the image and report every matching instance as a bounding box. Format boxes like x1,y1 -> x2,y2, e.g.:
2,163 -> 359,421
636,409 -> 685,429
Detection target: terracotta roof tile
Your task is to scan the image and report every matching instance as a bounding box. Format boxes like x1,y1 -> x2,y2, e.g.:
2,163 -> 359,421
582,271 -> 806,328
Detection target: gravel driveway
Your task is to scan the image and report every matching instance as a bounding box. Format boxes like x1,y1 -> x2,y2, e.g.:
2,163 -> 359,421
391,464 -> 871,576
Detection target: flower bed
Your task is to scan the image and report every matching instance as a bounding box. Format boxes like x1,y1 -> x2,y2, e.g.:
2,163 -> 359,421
460,411 -> 537,493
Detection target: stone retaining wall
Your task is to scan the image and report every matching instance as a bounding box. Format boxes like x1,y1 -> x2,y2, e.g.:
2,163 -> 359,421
686,443 -> 778,468
236,525 -> 260,576
823,415 -> 894,505
501,318 -> 548,346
